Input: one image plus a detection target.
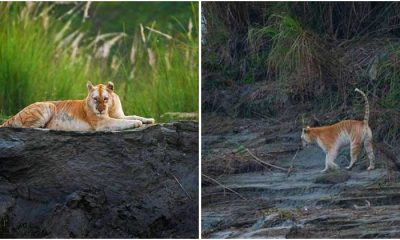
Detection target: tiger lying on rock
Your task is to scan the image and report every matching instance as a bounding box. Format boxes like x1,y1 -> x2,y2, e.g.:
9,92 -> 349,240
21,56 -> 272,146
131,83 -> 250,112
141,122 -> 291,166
1,81 -> 155,131
301,88 -> 375,173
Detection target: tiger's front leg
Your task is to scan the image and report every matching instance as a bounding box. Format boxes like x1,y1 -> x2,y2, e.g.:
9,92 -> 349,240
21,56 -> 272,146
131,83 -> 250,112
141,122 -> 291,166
107,95 -> 155,124
321,151 -> 339,173
96,118 -> 143,131
123,115 -> 155,124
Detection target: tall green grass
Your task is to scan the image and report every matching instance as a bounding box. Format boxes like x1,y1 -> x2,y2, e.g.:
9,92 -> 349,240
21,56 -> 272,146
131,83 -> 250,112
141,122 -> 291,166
0,2 -> 198,121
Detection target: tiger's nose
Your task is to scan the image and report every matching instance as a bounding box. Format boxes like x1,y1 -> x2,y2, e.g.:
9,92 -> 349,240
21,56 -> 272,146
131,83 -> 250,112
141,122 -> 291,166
97,106 -> 105,113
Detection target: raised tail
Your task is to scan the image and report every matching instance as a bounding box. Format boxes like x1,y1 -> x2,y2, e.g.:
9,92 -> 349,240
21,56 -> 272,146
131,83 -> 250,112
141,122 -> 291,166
355,88 -> 369,125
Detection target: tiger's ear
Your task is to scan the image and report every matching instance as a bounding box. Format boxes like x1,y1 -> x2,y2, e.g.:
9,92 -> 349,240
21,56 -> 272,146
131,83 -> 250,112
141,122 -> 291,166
87,81 -> 93,91
303,126 -> 310,133
107,81 -> 114,91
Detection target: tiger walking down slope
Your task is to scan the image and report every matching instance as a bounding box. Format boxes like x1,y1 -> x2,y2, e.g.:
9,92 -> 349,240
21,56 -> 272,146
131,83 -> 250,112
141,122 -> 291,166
1,81 -> 155,131
301,88 -> 375,173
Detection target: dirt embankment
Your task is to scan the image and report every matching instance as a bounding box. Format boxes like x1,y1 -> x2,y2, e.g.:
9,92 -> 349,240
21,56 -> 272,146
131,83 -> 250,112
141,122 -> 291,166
0,122 -> 198,238
202,111 -> 400,238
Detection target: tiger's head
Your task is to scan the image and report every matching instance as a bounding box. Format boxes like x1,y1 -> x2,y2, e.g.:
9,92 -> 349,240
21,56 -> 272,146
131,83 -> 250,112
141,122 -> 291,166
86,81 -> 115,116
301,126 -> 312,147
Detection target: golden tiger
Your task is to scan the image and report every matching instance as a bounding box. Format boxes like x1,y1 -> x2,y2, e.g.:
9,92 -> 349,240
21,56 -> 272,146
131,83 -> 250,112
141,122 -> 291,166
301,88 -> 375,173
1,81 -> 155,131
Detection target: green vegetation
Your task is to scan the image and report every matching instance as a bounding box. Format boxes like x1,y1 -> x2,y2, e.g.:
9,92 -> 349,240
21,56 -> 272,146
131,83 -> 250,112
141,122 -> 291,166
52,2 -> 193,35
0,2 -> 198,121
203,2 -> 400,145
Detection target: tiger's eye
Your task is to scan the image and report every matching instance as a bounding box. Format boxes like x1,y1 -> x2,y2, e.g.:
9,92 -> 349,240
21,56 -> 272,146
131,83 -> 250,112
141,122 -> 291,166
104,97 -> 109,101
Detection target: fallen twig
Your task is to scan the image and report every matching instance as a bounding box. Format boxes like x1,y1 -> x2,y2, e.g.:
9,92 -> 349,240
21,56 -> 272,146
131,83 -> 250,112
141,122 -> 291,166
251,111 -> 282,124
245,148 -> 288,172
171,173 -> 192,200
202,174 -> 247,200
353,200 -> 372,210
287,148 -> 299,177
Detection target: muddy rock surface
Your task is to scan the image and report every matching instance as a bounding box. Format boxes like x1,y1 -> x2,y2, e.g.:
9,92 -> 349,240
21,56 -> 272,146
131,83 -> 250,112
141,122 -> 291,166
202,113 -> 400,238
0,121 -> 198,238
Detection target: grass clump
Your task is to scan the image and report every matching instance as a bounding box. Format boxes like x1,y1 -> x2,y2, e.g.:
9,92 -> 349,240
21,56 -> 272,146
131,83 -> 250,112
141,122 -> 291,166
250,14 -> 335,102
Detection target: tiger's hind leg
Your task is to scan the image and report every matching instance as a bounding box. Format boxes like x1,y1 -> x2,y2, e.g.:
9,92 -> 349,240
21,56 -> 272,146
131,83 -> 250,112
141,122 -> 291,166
346,142 -> 361,170
1,102 -> 55,128
364,138 -> 375,170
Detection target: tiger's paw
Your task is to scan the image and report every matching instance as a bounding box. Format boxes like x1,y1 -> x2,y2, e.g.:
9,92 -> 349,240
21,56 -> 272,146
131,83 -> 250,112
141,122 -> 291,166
132,120 -> 143,128
143,118 -> 155,124
367,165 -> 375,171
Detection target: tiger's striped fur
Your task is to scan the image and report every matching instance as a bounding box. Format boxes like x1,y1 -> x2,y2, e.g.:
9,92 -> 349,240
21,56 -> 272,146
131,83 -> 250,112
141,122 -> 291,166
301,88 -> 375,172
1,82 -> 155,131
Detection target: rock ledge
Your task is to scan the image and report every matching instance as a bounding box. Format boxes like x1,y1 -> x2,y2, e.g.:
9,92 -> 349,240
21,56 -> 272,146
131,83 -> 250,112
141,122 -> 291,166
0,121 -> 198,238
